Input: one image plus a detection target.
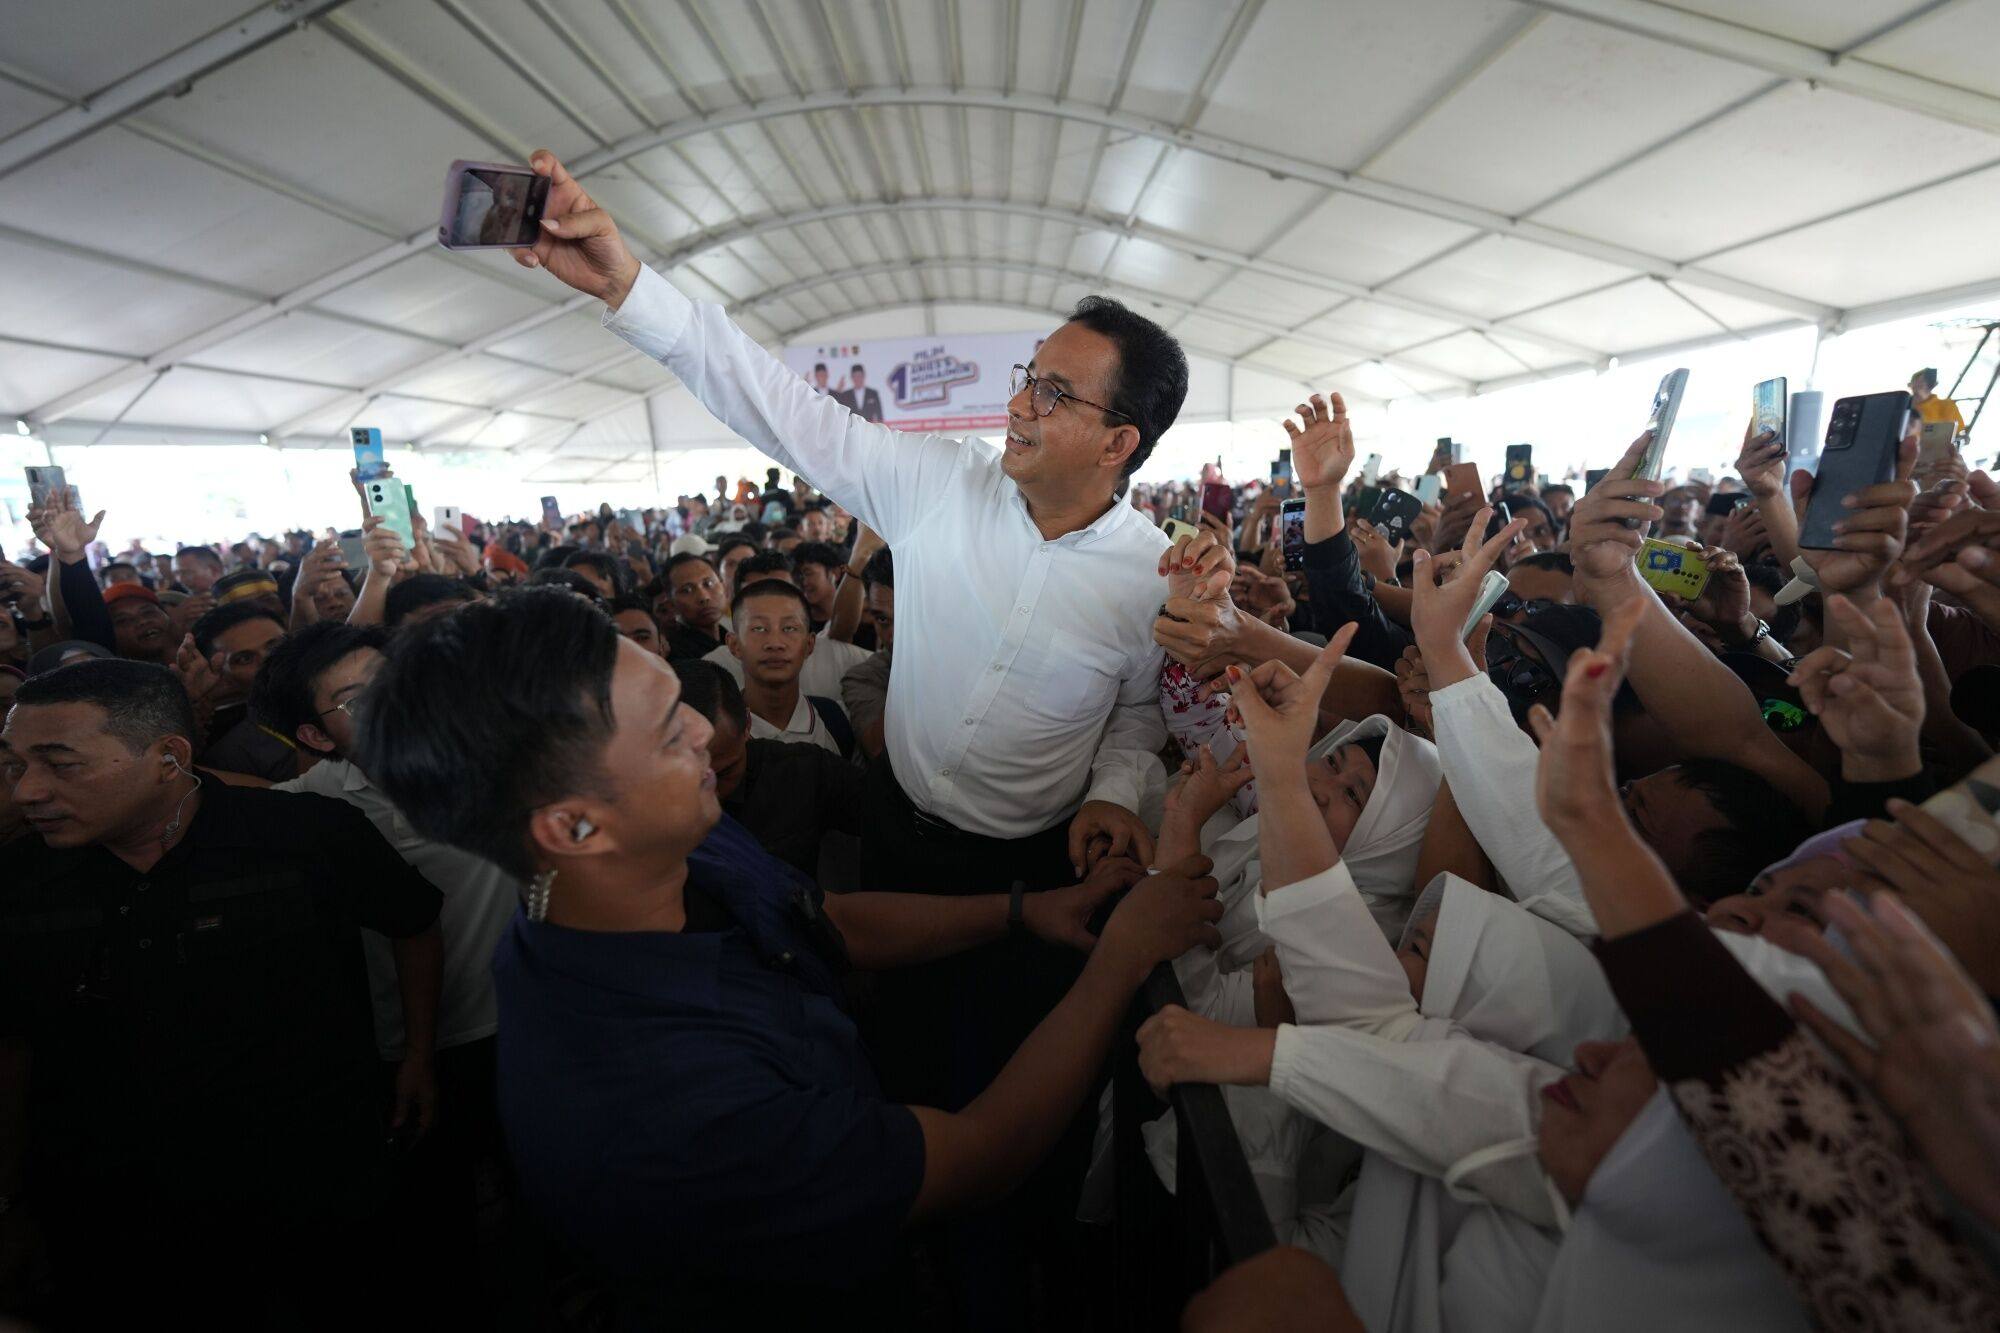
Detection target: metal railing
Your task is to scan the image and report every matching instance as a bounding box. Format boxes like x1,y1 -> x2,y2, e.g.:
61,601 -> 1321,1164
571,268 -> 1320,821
1110,962 -> 1278,1329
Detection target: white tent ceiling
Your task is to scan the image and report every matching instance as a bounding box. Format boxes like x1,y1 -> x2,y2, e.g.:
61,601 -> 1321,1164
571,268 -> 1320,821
3,0 -> 1998,484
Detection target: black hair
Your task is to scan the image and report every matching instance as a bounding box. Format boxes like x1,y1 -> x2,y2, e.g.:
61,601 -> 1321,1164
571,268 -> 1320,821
671,659 -> 748,729
731,576 -> 812,623
1511,550 -> 1574,576
357,588 -> 621,881
1914,367 -> 1939,391
98,561 -> 140,580
1541,483 -> 1574,498
736,550 -> 793,583
767,527 -> 800,545
191,601 -> 285,658
813,362 -> 826,374
862,547 -> 894,592
175,545 -> 224,570
564,550 -> 623,593
13,657 -> 195,751
605,593 -> 655,620
739,522 -> 769,545
536,543 -> 580,573
714,535 -> 757,562
1064,294 -> 1190,478
1344,731 -> 1386,772
250,620 -> 388,744
1498,492 -> 1556,534
790,541 -> 844,573
1672,759 -> 1818,907
385,574 -> 477,629
664,551 -> 716,582
850,364 -> 865,376
1742,562 -> 1803,645
528,567 -> 603,599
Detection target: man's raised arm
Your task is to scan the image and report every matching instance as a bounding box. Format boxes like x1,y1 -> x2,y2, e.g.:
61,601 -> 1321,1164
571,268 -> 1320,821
515,150 -> 954,548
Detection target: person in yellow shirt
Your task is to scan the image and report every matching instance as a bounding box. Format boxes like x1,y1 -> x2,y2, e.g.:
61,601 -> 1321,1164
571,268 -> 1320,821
1910,367 -> 1966,430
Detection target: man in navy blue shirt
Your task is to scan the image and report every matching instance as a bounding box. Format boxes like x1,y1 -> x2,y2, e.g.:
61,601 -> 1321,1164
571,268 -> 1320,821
358,589 -> 1221,1318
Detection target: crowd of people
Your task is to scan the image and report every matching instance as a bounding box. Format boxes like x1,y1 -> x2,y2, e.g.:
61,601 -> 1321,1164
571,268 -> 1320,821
4,145 -> 2000,1332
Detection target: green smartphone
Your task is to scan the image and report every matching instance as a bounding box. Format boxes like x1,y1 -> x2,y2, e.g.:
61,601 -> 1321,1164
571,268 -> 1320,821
364,477 -> 416,548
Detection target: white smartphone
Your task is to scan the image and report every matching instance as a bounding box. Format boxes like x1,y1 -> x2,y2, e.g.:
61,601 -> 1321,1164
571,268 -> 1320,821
1360,454 -> 1383,486
1635,369 -> 1689,482
1415,474 -> 1443,506
432,505 -> 464,541
1460,570 -> 1510,640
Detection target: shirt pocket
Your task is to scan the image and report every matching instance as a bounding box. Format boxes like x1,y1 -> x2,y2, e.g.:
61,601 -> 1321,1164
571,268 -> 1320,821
1021,627 -> 1128,726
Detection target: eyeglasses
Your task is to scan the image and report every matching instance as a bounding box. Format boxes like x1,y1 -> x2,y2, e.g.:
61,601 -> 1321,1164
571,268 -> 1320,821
1009,365 -> 1132,424
317,695 -> 363,723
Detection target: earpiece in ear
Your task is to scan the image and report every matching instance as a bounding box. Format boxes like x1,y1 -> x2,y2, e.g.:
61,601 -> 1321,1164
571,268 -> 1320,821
571,817 -> 596,843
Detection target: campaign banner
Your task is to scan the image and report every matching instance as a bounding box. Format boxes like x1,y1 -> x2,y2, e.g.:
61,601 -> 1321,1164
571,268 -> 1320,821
781,329 -> 1044,434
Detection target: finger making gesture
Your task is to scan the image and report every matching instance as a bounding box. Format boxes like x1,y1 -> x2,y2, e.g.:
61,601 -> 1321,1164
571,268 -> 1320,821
1785,595 -> 1923,782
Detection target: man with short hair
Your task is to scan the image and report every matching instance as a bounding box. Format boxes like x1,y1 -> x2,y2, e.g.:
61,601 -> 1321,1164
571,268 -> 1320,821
703,554 -> 871,701
255,622 -> 521,1315
798,505 -> 836,544
660,551 -> 728,660
98,561 -> 143,589
385,574 -> 478,630
607,594 -> 667,657
714,534 -> 758,603
564,550 -> 621,599
833,363 -> 885,422
728,579 -> 851,759
190,601 -> 298,780
1540,482 -> 1575,527
102,581 -> 175,663
674,659 -> 865,884
175,545 -> 223,595
791,540 -> 846,630
0,657 -> 444,1328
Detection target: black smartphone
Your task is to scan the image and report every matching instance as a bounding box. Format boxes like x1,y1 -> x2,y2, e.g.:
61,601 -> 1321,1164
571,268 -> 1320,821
1485,499 -> 1514,540
1273,449 -> 1292,484
1504,443 -> 1533,488
1353,486 -> 1382,519
1370,487 -> 1423,547
1706,491 -> 1752,518
1585,468 -> 1609,493
1799,391 -> 1911,550
1280,497 -> 1308,571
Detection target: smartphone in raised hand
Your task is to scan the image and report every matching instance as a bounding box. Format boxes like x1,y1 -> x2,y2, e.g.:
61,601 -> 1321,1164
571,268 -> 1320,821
1444,462 -> 1483,501
24,465 -> 66,507
1638,538 -> 1711,600
1751,377 -> 1786,446
540,495 -> 563,528
433,505 -> 464,542
1635,369 -> 1690,482
1799,391 -> 1912,550
1200,480 -> 1232,525
364,477 -> 416,548
351,426 -> 387,481
1460,570 -> 1510,640
1280,498 -> 1308,571
1415,474 -> 1442,506
438,160 -> 552,250
1371,488 -> 1423,547
1504,444 -> 1533,489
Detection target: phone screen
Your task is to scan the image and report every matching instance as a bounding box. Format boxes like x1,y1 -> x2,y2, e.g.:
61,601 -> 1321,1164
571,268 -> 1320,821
1280,498 -> 1308,571
441,164 -> 552,248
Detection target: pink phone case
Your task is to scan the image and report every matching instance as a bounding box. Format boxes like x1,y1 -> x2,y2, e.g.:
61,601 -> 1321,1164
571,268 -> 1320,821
438,159 -> 550,251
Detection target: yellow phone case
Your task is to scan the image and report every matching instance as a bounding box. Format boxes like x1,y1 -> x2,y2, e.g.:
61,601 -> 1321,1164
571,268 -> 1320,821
1639,539 -> 1710,601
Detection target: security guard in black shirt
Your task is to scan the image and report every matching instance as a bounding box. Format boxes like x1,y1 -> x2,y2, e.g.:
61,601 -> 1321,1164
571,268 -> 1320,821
0,659 -> 443,1329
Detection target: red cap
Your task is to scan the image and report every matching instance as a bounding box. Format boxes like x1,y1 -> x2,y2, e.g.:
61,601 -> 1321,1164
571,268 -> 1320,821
102,582 -> 160,607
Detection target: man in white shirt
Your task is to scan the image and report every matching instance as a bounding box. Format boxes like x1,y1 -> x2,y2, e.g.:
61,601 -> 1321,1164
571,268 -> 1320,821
252,620 -> 519,1295
513,149 -> 1177,897
729,579 -> 849,759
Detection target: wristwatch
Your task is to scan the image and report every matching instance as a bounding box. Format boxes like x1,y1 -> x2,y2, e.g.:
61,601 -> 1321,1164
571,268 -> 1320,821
1007,880 -> 1028,936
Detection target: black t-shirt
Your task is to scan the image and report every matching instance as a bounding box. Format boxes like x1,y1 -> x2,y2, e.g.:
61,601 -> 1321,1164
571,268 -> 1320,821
0,780 -> 441,1217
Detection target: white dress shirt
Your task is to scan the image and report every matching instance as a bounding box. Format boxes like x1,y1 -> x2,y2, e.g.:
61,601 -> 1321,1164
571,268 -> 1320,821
277,757 -> 519,1058
746,691 -> 844,757
607,264 -> 1169,839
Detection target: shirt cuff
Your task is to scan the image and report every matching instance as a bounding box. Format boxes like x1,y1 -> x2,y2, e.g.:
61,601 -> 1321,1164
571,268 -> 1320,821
1267,1023 -> 1304,1101
601,264 -> 692,363
1252,861 -> 1358,934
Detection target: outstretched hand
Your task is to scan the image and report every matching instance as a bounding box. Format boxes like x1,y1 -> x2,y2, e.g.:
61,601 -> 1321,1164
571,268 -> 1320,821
1285,392 -> 1354,491
513,150 -> 643,309
1222,623 -> 1359,771
1527,597 -> 1644,834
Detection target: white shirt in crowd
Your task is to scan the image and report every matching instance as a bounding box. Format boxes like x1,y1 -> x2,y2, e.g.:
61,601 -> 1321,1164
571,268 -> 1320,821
701,627 -> 870,708
745,692 -> 845,757
277,757 -> 518,1059
607,265 -> 1168,840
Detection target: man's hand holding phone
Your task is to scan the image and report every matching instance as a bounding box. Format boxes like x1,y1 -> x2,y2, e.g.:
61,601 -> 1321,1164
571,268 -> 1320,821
26,487 -> 105,564
511,150 -> 643,310
1566,434 -> 1664,585
1734,418 -> 1788,500
1408,507 -> 1522,691
361,514 -> 411,579
1790,432 -> 1917,601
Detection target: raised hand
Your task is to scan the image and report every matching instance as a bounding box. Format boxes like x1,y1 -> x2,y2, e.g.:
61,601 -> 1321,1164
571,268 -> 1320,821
1159,527 -> 1235,602
1785,595 -> 1923,781
1566,434 -> 1664,582
1407,506 -> 1523,670
1793,434 -> 1918,598
512,150 -> 643,308
1838,799 -> 2000,995
27,487 -> 105,561
1285,392 -> 1354,492
1787,892 -> 2000,1227
1164,743 -> 1255,827
1351,517 -> 1402,584
1223,623 -> 1359,771
361,514 -> 409,578
1527,596 -> 1644,834
1733,419 -> 1787,499
1155,594 -> 1250,679
1718,501 -> 1771,561
1685,544 -> 1752,638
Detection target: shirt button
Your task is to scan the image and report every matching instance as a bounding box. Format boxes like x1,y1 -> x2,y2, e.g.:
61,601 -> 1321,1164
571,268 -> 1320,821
1017,606 -> 1029,615
134,881 -> 149,893
991,663 -> 1002,673
963,718 -> 973,726
940,767 -> 952,777
119,905 -> 130,916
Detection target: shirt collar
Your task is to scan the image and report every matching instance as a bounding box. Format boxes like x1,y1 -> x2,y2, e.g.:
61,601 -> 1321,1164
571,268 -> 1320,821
1004,484 -> 1138,549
